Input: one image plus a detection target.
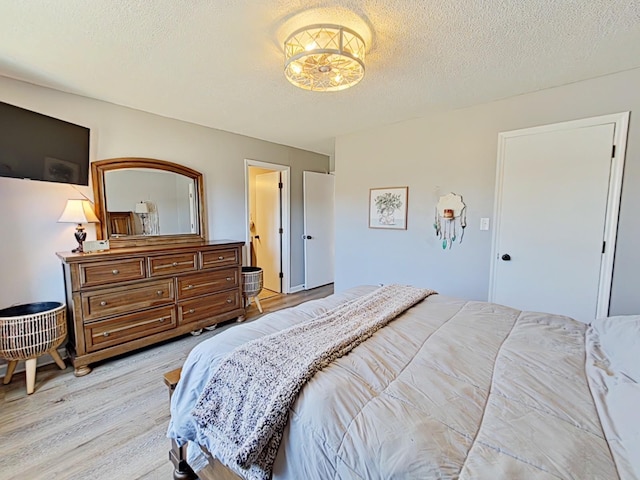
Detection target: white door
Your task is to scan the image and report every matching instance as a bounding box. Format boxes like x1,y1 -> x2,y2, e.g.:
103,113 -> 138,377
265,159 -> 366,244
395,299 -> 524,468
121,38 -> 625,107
255,171 -> 281,292
491,118 -> 623,323
303,171 -> 335,289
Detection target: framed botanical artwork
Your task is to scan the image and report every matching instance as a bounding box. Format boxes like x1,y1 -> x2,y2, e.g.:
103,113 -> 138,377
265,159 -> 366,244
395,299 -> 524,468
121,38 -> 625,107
369,186 -> 408,229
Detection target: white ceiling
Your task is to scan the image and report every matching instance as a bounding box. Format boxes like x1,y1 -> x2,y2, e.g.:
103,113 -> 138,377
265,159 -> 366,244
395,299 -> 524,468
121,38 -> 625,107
1,1 -> 640,155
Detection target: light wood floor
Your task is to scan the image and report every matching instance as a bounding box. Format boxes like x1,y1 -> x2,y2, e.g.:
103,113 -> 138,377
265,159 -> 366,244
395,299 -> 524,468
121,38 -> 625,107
0,284 -> 333,480
256,288 -> 279,301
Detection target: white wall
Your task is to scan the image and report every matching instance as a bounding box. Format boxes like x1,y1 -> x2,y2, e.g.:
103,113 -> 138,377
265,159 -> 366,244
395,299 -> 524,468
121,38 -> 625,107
105,169 -> 192,235
335,68 -> 640,315
0,76 -> 328,309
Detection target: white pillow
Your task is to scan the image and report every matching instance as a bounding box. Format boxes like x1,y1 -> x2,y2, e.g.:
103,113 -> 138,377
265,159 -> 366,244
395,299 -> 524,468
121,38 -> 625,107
591,315 -> 640,382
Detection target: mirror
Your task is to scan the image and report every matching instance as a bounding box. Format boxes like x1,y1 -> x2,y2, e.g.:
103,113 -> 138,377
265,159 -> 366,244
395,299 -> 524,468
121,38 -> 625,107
92,158 -> 207,248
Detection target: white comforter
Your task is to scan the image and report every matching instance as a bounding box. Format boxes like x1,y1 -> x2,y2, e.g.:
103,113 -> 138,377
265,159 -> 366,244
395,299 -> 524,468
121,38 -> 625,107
168,286 -> 623,479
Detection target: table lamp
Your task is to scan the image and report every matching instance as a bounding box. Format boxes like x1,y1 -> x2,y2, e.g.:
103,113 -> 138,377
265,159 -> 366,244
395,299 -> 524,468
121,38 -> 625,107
58,199 -> 100,252
135,201 -> 149,235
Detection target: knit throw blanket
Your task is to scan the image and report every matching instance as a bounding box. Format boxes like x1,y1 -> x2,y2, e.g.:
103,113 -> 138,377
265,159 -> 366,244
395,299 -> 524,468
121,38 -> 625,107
191,284 -> 435,480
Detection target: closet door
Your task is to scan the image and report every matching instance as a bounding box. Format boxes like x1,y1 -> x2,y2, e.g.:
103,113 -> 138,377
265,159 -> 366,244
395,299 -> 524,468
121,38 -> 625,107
490,114 -> 627,322
303,171 -> 335,290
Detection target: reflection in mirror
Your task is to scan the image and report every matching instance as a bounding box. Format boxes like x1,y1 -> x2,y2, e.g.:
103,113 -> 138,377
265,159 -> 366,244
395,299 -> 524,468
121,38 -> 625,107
92,157 -> 207,248
104,168 -> 196,236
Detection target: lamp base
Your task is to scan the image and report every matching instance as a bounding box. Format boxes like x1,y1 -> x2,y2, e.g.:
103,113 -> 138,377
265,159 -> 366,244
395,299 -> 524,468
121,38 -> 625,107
73,225 -> 87,253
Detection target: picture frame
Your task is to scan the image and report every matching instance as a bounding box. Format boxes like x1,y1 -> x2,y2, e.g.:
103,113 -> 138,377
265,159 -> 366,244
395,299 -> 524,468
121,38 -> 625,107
369,186 -> 408,229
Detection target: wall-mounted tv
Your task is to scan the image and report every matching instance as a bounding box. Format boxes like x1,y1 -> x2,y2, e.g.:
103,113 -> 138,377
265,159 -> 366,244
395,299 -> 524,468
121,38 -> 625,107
0,101 -> 90,186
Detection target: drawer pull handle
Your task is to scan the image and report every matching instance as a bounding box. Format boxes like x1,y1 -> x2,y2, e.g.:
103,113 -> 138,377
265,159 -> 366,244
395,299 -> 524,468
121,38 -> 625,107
188,308 -> 195,314
100,301 -> 107,306
218,256 -> 224,260
154,261 -> 193,271
226,277 -> 232,281
187,284 -> 194,289
226,298 -> 233,304
157,290 -> 163,296
93,316 -> 170,339
112,269 -> 119,275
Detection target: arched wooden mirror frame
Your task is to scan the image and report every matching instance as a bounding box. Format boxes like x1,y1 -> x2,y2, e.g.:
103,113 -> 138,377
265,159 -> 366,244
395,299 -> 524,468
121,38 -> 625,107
91,157 -> 207,248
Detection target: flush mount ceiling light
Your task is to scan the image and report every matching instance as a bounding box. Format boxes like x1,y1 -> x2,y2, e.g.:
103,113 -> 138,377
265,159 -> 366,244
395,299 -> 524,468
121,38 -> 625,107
284,24 -> 365,92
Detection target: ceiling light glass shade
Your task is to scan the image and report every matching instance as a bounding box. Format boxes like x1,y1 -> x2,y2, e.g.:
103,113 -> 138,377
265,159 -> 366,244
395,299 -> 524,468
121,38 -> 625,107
284,24 -> 365,92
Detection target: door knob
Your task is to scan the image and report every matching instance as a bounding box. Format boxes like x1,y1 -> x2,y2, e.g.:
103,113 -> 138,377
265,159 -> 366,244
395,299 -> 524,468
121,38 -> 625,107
501,254 -> 511,261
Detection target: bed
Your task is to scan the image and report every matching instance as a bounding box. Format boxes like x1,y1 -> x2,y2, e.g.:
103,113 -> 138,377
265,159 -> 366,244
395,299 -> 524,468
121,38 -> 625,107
167,285 -> 639,480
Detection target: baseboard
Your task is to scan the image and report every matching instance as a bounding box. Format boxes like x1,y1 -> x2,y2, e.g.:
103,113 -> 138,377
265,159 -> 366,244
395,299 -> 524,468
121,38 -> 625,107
0,347 -> 68,378
289,284 -> 305,293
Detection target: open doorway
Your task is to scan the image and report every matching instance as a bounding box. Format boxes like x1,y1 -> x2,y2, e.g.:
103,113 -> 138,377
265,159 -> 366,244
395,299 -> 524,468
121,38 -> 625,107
244,159 -> 291,297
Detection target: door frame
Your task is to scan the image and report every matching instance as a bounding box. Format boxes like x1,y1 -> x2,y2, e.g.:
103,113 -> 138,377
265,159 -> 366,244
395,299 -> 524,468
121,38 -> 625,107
244,159 -> 291,294
489,112 -> 629,319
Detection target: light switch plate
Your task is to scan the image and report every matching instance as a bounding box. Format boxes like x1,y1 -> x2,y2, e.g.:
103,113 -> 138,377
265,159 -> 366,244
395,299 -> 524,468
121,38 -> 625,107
480,218 -> 490,231
83,240 -> 110,253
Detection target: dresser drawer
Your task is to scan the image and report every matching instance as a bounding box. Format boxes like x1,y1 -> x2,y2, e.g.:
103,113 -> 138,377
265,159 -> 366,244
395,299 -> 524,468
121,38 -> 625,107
201,248 -> 240,270
79,258 -> 146,288
177,268 -> 239,300
148,253 -> 198,277
178,290 -> 241,325
84,306 -> 176,352
81,279 -> 174,321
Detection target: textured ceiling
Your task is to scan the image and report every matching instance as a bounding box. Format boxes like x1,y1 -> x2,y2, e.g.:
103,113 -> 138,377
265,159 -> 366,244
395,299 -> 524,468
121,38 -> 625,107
1,1 -> 639,155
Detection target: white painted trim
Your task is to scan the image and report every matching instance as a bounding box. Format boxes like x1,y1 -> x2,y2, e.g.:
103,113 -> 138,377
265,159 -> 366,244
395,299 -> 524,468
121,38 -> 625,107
244,159 -> 292,294
489,112 -> 630,319
597,112 -> 629,318
288,284 -> 305,294
489,136 -> 506,303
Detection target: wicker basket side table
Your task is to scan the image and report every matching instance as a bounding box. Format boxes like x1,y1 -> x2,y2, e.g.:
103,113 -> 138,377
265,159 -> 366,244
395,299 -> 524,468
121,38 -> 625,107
0,302 -> 67,394
241,267 -> 264,313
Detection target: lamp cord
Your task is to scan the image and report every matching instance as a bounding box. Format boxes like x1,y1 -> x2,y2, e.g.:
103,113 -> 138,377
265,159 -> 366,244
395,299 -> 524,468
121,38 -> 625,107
70,184 -> 93,202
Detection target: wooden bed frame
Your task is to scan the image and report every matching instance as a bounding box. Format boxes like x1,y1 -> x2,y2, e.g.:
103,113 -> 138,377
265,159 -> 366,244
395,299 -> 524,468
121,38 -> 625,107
164,368 -> 195,480
164,368 -> 242,480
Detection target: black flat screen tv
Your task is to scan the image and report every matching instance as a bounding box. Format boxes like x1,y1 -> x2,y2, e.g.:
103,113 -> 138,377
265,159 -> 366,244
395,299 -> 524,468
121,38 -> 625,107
0,101 -> 90,186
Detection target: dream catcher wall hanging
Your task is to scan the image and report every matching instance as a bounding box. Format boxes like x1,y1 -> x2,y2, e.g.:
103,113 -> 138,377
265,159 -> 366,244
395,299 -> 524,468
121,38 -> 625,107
434,193 -> 467,249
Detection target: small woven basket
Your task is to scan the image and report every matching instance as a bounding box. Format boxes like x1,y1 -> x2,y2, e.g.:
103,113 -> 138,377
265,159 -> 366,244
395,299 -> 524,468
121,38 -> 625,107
241,267 -> 263,298
0,302 -> 67,361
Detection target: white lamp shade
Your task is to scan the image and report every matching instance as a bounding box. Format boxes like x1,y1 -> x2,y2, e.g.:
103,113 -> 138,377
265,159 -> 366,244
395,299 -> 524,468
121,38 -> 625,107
135,202 -> 149,214
58,199 -> 99,224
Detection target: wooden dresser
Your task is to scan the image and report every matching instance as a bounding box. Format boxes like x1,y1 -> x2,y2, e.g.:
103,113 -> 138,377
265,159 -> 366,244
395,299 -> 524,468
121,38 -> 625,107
57,240 -> 245,376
